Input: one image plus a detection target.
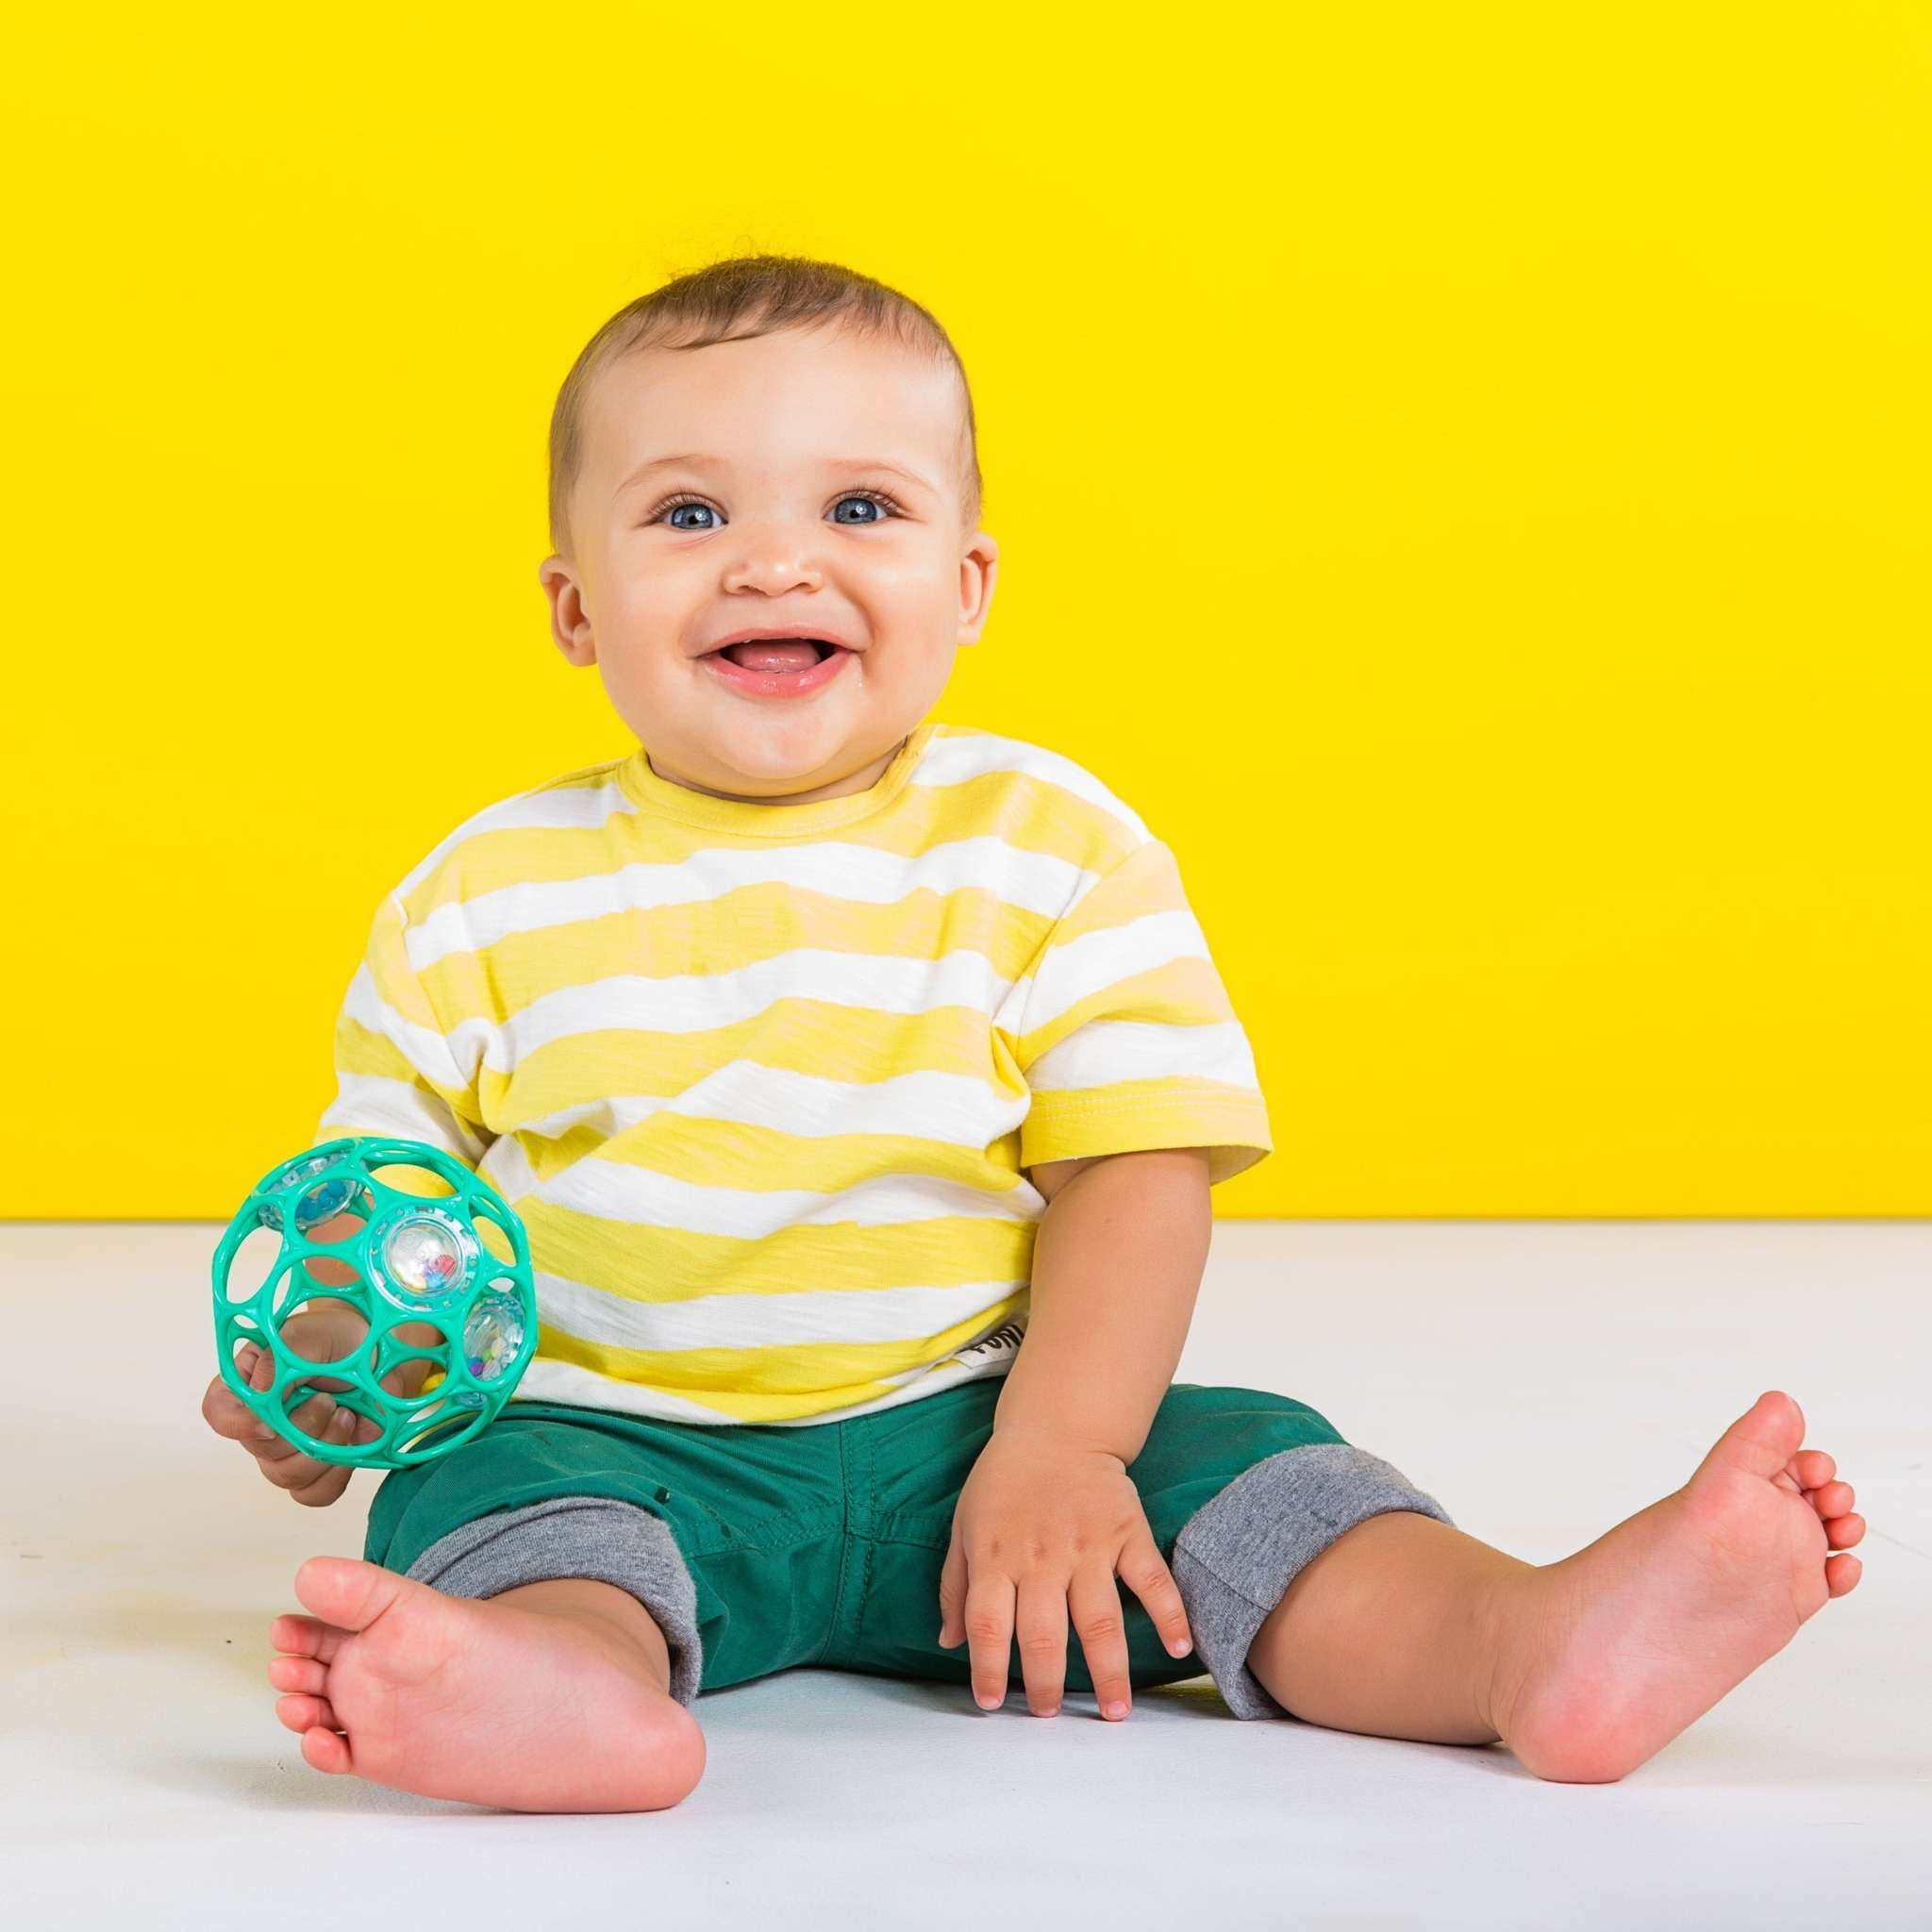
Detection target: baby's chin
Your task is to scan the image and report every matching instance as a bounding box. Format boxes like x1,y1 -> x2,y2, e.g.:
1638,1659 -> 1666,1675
648,719 -> 911,806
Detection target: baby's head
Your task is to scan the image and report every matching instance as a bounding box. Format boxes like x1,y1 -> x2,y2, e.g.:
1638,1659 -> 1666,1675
539,255 -> 999,806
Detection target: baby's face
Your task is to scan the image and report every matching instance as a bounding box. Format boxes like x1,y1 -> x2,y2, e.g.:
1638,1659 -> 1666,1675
541,324 -> 998,805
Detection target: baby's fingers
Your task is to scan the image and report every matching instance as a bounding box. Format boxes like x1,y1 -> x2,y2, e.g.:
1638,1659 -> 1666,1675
1066,1567 -> 1130,1720
201,1367 -> 271,1446
233,1343 -> 351,1449
1121,1532 -> 1194,1663
228,1346 -> 325,1454
265,1404 -> 363,1506
242,1340 -> 354,1407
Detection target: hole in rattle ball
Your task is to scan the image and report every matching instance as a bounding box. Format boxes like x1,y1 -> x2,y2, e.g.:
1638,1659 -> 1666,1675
224,1225 -> 284,1304
227,1320 -> 265,1373
299,1192 -> 375,1292
366,1158 -> 459,1204
374,1321 -> 450,1398
281,1375 -> 366,1441
397,1397 -> 485,1458
472,1212 -> 514,1267
260,1285 -> 367,1366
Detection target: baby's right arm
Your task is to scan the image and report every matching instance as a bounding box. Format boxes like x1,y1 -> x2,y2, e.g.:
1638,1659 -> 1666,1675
199,1211 -> 436,1507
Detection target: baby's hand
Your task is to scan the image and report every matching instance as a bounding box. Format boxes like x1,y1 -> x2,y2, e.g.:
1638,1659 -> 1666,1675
936,1425 -> 1194,1720
201,1215 -> 431,1507
201,1306 -> 384,1506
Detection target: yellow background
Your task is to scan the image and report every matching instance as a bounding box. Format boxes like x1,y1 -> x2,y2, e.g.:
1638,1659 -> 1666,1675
3,4 -> 1926,1219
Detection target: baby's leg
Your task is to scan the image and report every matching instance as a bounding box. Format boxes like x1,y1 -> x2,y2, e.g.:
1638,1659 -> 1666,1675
1246,1509 -> 1528,1744
266,1558 -> 706,1812
1244,1391 -> 1865,1782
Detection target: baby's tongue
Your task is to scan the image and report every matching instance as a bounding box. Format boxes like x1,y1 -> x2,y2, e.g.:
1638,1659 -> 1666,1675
721,639 -> 821,672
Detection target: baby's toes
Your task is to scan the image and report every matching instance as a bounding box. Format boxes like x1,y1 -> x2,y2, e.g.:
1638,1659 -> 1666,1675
299,1725 -> 353,1775
1824,1552 -> 1862,1597
275,1691 -> 341,1736
1805,1478 -> 1855,1519
269,1612 -> 345,1664
1824,1511 -> 1865,1551
268,1654 -> 328,1697
1790,1448 -> 1836,1490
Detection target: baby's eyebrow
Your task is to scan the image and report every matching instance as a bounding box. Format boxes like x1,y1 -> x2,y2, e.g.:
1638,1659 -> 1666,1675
615,453 -> 939,499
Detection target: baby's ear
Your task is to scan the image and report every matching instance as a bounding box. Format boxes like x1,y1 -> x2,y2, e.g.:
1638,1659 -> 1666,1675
537,556 -> 597,663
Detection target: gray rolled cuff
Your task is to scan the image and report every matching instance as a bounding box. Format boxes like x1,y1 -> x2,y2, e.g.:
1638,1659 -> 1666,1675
404,1495 -> 704,1707
1171,1442 -> 1455,1720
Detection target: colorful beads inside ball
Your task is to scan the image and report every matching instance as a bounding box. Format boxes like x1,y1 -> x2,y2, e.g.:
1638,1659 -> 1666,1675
462,1289 -> 525,1380
256,1155 -> 357,1232
379,1213 -> 472,1301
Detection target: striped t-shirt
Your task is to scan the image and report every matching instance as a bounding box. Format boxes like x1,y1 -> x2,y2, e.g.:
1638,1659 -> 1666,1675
315,718 -> 1272,1427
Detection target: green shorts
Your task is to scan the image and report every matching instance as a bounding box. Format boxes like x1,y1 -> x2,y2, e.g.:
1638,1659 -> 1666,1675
362,1377 -> 1452,1720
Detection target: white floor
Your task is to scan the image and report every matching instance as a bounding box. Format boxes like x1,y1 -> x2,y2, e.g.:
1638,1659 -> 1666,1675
5,1218 -> 1928,1929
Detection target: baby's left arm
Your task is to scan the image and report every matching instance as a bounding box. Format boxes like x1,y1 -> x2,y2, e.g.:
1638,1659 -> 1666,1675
997,1146 -> 1212,1461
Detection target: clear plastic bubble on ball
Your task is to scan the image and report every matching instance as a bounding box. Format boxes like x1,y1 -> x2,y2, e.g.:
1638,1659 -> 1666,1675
212,1137 -> 538,1468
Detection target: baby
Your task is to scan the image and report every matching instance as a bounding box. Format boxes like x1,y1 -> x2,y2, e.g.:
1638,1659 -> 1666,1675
200,253 -> 1866,1813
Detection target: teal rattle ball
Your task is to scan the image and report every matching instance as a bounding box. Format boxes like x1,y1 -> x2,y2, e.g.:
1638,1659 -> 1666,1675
211,1137 -> 537,1468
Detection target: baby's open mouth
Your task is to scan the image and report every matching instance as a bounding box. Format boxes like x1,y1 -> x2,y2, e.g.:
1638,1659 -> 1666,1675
708,639 -> 841,670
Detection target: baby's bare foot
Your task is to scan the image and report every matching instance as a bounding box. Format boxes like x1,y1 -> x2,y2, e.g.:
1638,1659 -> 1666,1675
265,1557 -> 705,1812
1489,1391 -> 1865,1783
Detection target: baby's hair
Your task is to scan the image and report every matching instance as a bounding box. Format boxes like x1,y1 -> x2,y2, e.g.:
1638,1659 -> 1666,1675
546,252 -> 983,558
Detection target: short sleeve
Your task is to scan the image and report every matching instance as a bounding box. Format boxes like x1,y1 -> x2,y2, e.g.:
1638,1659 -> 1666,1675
1010,838 -> 1272,1188
314,890 -> 493,1183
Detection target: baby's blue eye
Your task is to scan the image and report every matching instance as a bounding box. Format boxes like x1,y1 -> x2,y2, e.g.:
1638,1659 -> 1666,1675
654,491 -> 901,532
829,493 -> 893,525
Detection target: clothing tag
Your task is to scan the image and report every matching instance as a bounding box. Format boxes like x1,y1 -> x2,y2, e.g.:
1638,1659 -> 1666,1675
950,1318 -> 1026,1369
